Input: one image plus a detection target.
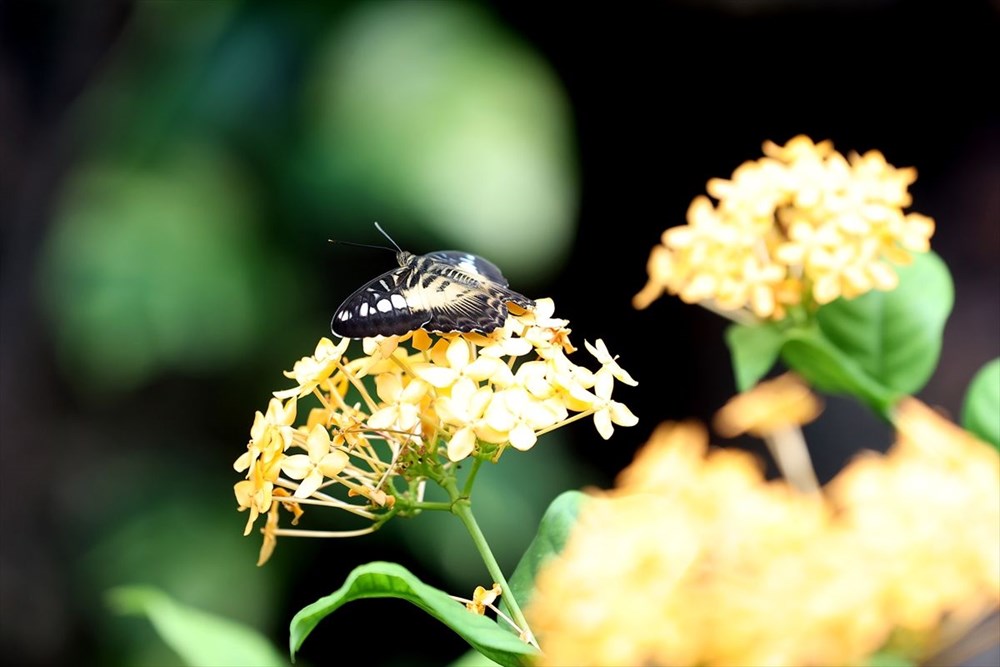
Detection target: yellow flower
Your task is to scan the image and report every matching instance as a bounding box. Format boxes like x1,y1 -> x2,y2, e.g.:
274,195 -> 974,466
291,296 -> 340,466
255,488 -> 302,566
465,583 -> 502,615
411,337 -> 510,389
280,424 -> 350,498
828,399 -> 1000,639
366,372 -> 428,432
234,297 -> 638,559
485,387 -> 566,451
233,397 -> 297,534
636,135 -> 935,320
273,337 -> 350,399
528,401 -> 999,666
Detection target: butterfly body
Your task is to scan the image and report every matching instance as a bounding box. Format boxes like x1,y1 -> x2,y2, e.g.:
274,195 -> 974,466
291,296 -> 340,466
332,249 -> 533,338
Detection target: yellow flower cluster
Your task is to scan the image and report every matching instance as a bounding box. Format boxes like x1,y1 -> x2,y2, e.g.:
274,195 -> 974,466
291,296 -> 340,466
528,401 -> 999,666
233,298 -> 637,562
634,135 -> 936,320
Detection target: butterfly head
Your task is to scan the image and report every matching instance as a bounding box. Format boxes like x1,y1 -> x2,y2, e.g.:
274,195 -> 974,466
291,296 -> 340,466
396,250 -> 415,268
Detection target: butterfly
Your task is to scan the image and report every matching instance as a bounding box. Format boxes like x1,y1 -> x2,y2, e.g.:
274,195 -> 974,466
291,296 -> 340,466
331,225 -> 534,339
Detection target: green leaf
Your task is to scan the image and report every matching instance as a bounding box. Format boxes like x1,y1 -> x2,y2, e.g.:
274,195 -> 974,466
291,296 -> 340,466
289,562 -> 538,667
305,1 -> 576,281
780,326 -> 899,417
508,491 -> 587,610
450,649 -> 504,667
725,322 -> 785,391
816,251 -> 953,396
107,586 -> 287,667
40,147 -> 278,391
961,358 -> 1000,449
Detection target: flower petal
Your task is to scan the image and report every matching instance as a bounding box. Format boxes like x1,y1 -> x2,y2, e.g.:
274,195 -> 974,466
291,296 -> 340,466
448,427 -> 477,461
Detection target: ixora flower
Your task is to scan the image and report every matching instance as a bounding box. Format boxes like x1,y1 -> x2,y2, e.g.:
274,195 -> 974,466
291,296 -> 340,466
634,135 -> 936,321
233,298 -> 637,564
527,398 -> 999,667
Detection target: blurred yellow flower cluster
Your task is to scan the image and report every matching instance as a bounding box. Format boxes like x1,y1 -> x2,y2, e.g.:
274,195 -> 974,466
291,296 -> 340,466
528,400 -> 999,666
233,298 -> 637,563
634,135 -> 936,320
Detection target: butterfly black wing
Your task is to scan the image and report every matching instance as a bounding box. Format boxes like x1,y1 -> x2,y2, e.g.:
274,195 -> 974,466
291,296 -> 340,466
332,251 -> 534,339
331,267 -> 432,338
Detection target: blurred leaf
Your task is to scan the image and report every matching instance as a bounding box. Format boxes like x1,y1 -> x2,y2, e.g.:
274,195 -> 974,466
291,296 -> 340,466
725,322 -> 784,391
75,0 -> 240,160
780,326 -> 898,417
41,146 -> 287,391
289,562 -> 538,667
508,491 -> 588,611
108,586 -> 287,667
815,251 -> 953,396
304,1 -> 577,280
80,490 -> 280,631
962,358 -> 1000,449
450,650 -> 503,667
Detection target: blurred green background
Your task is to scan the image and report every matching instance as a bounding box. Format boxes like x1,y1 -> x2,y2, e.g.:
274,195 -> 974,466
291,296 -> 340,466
1,1 -> 997,665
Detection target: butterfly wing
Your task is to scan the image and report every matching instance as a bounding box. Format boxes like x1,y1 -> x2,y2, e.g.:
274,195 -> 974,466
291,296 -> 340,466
331,267 -> 432,338
417,252 -> 534,333
332,251 -> 534,338
423,251 -> 510,286
419,279 -> 511,334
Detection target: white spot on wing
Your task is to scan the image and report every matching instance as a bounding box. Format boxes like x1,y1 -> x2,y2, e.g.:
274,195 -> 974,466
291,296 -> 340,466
390,294 -> 406,309
379,279 -> 390,291
359,303 -> 369,316
455,255 -> 480,276
339,311 -> 350,320
377,299 -> 392,313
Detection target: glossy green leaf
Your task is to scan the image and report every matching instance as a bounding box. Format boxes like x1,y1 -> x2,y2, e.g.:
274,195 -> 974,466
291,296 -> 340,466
107,586 -> 287,667
961,358 -> 1000,449
289,562 -> 537,667
725,322 -> 785,391
780,326 -> 898,417
816,251 -> 953,396
507,491 -> 587,610
450,650 -> 504,667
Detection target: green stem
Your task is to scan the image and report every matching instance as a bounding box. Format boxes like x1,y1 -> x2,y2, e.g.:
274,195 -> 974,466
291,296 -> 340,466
405,501 -> 453,512
462,457 -> 484,498
444,478 -> 537,648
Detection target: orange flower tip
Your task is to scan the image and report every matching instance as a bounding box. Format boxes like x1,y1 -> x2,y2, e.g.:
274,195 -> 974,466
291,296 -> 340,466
507,302 -> 531,316
714,373 -> 822,438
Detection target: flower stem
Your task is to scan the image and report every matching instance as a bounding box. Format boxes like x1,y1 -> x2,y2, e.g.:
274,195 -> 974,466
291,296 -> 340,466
405,501 -> 453,512
462,457 -> 484,498
765,425 -> 820,494
445,479 -> 538,649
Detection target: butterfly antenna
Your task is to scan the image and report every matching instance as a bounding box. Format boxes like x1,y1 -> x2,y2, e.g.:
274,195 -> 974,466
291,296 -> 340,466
374,221 -> 403,253
327,238 -> 396,253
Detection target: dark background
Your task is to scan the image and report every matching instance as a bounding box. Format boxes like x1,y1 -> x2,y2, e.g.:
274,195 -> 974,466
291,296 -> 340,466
2,1 -> 997,665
